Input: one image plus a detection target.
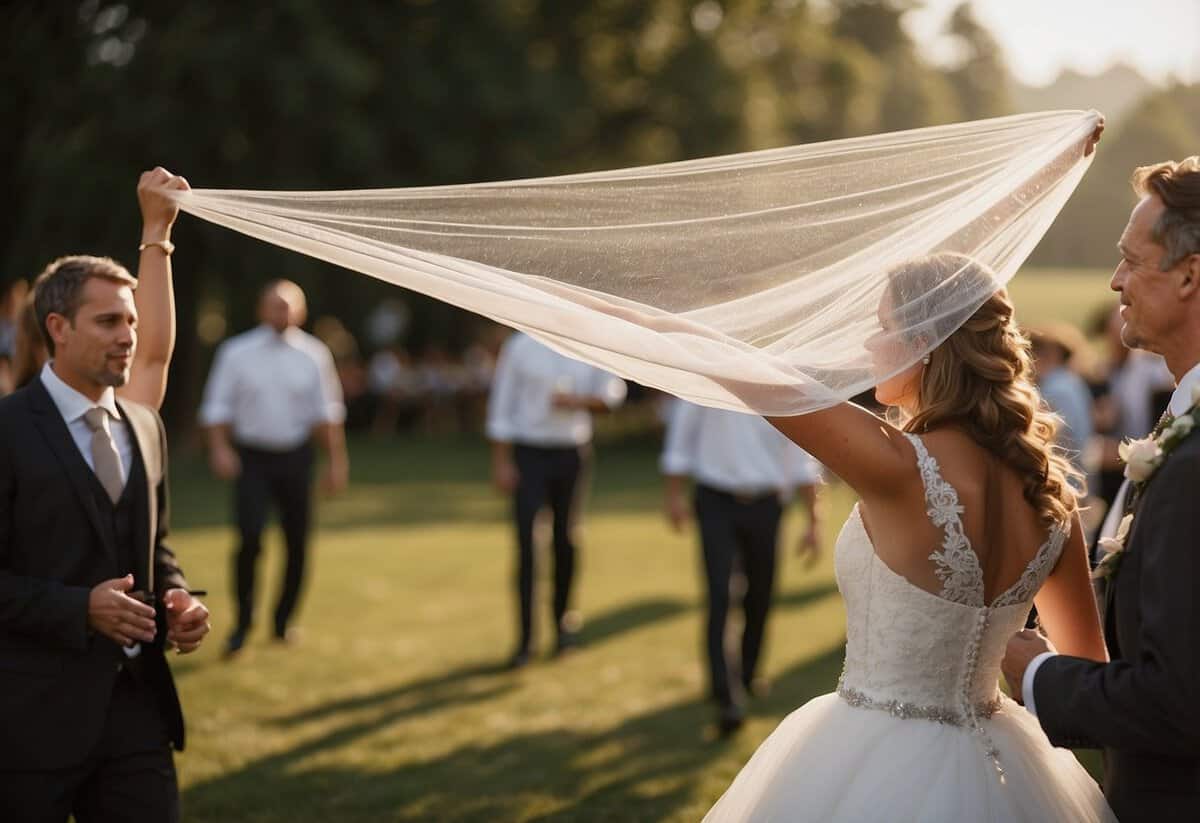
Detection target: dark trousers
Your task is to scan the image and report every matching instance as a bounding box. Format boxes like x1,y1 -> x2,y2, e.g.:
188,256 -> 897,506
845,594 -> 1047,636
694,484 -> 782,710
512,443 -> 586,653
233,442 -> 314,636
0,669 -> 179,823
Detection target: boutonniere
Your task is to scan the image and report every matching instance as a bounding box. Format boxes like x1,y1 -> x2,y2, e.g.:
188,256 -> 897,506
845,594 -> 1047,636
1092,513 -> 1132,581
1097,387 -> 1200,583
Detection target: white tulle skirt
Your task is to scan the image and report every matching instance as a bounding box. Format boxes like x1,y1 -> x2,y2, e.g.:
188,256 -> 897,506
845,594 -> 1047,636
704,693 -> 1116,822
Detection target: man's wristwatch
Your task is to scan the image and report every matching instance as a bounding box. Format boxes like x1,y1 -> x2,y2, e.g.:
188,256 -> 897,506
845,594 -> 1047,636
138,239 -> 175,256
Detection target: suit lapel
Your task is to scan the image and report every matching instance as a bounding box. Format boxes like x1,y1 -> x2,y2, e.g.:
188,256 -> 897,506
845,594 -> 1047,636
27,378 -> 116,562
118,399 -> 157,594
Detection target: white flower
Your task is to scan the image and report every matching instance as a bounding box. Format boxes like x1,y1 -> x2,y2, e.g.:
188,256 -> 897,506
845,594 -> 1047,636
1120,437 -> 1163,482
1169,415 -> 1196,439
1191,383 -> 1200,407
1097,513 -> 1133,556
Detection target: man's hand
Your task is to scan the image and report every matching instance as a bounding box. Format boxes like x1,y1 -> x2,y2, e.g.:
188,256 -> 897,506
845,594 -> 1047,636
210,444 -> 241,481
163,589 -> 210,654
664,489 -> 690,532
1002,628 -> 1057,704
796,526 -> 821,569
492,458 -> 519,494
88,575 -> 157,647
137,166 -> 189,239
321,455 -> 349,496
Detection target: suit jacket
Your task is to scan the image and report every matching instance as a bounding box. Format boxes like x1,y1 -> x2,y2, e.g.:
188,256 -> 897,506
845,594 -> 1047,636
1034,434 -> 1200,822
0,377 -> 188,770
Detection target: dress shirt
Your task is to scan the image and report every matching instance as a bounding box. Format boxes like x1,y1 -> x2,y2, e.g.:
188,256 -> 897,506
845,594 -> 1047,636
40,362 -> 131,486
41,362 -> 141,658
486,333 -> 626,447
660,400 -> 821,497
1024,360 -> 1200,715
199,325 -> 346,451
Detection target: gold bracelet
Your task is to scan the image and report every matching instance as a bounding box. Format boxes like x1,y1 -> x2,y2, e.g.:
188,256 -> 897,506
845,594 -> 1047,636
138,239 -> 175,256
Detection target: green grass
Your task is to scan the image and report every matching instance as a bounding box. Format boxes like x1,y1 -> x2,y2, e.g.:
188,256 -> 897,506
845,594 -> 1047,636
167,270 -> 1107,821
1008,266 -> 1117,329
169,434 -> 850,822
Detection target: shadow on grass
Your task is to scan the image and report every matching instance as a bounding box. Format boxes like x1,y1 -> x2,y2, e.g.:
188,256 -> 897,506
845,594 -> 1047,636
268,660 -> 517,729
580,597 -> 693,647
181,645 -> 848,822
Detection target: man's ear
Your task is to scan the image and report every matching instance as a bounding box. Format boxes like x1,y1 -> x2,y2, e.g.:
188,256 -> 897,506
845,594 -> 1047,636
1184,253 -> 1200,298
44,312 -> 71,349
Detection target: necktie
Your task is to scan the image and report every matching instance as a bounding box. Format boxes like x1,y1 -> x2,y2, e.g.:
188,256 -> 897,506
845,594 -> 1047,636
83,407 -> 125,503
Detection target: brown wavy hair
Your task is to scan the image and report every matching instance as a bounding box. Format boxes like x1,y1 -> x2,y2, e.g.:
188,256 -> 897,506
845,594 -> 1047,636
886,253 -> 1080,526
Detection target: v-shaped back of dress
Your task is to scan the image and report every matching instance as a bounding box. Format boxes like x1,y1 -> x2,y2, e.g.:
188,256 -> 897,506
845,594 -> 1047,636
834,433 -> 1068,734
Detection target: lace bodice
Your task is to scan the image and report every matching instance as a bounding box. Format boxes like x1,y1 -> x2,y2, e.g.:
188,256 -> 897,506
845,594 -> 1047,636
834,433 -> 1068,777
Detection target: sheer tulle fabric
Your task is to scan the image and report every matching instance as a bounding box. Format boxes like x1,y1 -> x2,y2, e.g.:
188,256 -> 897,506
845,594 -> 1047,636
170,110 -> 1099,414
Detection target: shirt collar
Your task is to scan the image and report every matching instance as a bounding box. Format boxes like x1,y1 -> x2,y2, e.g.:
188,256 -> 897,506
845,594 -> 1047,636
39,361 -> 120,424
255,323 -> 301,345
1169,361 -> 1200,417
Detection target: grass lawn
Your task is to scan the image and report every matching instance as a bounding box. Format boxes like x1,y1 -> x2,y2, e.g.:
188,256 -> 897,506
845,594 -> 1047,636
167,269 -> 1107,821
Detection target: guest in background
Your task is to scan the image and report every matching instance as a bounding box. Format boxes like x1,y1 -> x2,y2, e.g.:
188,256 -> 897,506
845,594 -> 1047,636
200,280 -> 349,658
661,400 -> 823,735
1030,324 -> 1094,480
486,331 -> 626,669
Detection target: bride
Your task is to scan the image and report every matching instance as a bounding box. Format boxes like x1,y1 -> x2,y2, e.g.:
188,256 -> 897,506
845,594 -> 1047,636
704,252 -> 1116,821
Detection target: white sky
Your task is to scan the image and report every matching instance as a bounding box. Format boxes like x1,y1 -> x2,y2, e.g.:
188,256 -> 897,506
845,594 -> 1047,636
904,0 -> 1200,87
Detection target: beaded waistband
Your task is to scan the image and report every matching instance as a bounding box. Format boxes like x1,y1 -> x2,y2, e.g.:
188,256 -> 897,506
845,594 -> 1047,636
837,683 -> 1002,727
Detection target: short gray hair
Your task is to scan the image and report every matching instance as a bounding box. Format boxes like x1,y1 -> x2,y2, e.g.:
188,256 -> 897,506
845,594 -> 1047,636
33,255 -> 136,355
1132,156 -> 1200,271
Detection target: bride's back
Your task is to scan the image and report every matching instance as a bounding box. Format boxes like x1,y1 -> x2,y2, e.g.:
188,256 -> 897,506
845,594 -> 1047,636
860,426 -> 1063,606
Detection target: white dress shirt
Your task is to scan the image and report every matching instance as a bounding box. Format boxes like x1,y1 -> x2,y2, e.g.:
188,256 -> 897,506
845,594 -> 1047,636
1023,360 -> 1200,715
198,325 -> 346,450
486,333 -> 627,447
660,400 -> 821,497
40,362 -> 131,486
41,362 -> 142,657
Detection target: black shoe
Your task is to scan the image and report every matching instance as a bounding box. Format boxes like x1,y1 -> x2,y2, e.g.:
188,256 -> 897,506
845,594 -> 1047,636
223,630 -> 247,660
554,629 -> 580,658
717,704 -> 745,737
507,650 -> 531,670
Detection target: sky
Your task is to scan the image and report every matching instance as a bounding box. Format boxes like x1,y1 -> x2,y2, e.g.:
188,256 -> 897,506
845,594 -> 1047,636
904,0 -> 1200,87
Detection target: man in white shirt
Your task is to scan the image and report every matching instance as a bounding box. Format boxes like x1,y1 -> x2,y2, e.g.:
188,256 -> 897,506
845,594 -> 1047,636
661,400 -> 823,735
199,280 -> 349,657
486,331 -> 627,668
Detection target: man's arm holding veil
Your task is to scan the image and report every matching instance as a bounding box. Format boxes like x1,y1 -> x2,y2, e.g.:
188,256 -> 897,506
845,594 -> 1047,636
1028,452 -> 1200,756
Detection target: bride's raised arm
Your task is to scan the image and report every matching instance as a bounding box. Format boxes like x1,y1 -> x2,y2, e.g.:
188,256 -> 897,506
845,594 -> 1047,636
767,404 -> 914,501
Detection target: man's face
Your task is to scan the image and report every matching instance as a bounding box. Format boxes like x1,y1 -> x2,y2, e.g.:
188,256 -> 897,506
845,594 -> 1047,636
1111,195 -> 1184,354
53,278 -> 137,389
259,287 -> 302,333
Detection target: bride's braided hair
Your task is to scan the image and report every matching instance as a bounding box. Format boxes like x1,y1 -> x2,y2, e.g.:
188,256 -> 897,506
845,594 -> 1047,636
889,254 -> 1080,526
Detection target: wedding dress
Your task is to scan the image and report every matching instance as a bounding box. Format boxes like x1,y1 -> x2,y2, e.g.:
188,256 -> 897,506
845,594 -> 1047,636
704,433 -> 1116,822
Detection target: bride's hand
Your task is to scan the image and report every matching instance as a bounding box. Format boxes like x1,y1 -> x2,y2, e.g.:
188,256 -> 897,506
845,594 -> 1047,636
1085,117 -> 1105,157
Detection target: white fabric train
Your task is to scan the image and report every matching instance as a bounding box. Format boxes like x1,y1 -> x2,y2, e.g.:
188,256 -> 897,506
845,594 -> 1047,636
168,110 -> 1101,415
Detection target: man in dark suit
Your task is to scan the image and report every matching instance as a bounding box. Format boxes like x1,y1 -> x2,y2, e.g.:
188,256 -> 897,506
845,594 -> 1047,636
1004,156 -> 1200,822
0,255 -> 210,821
